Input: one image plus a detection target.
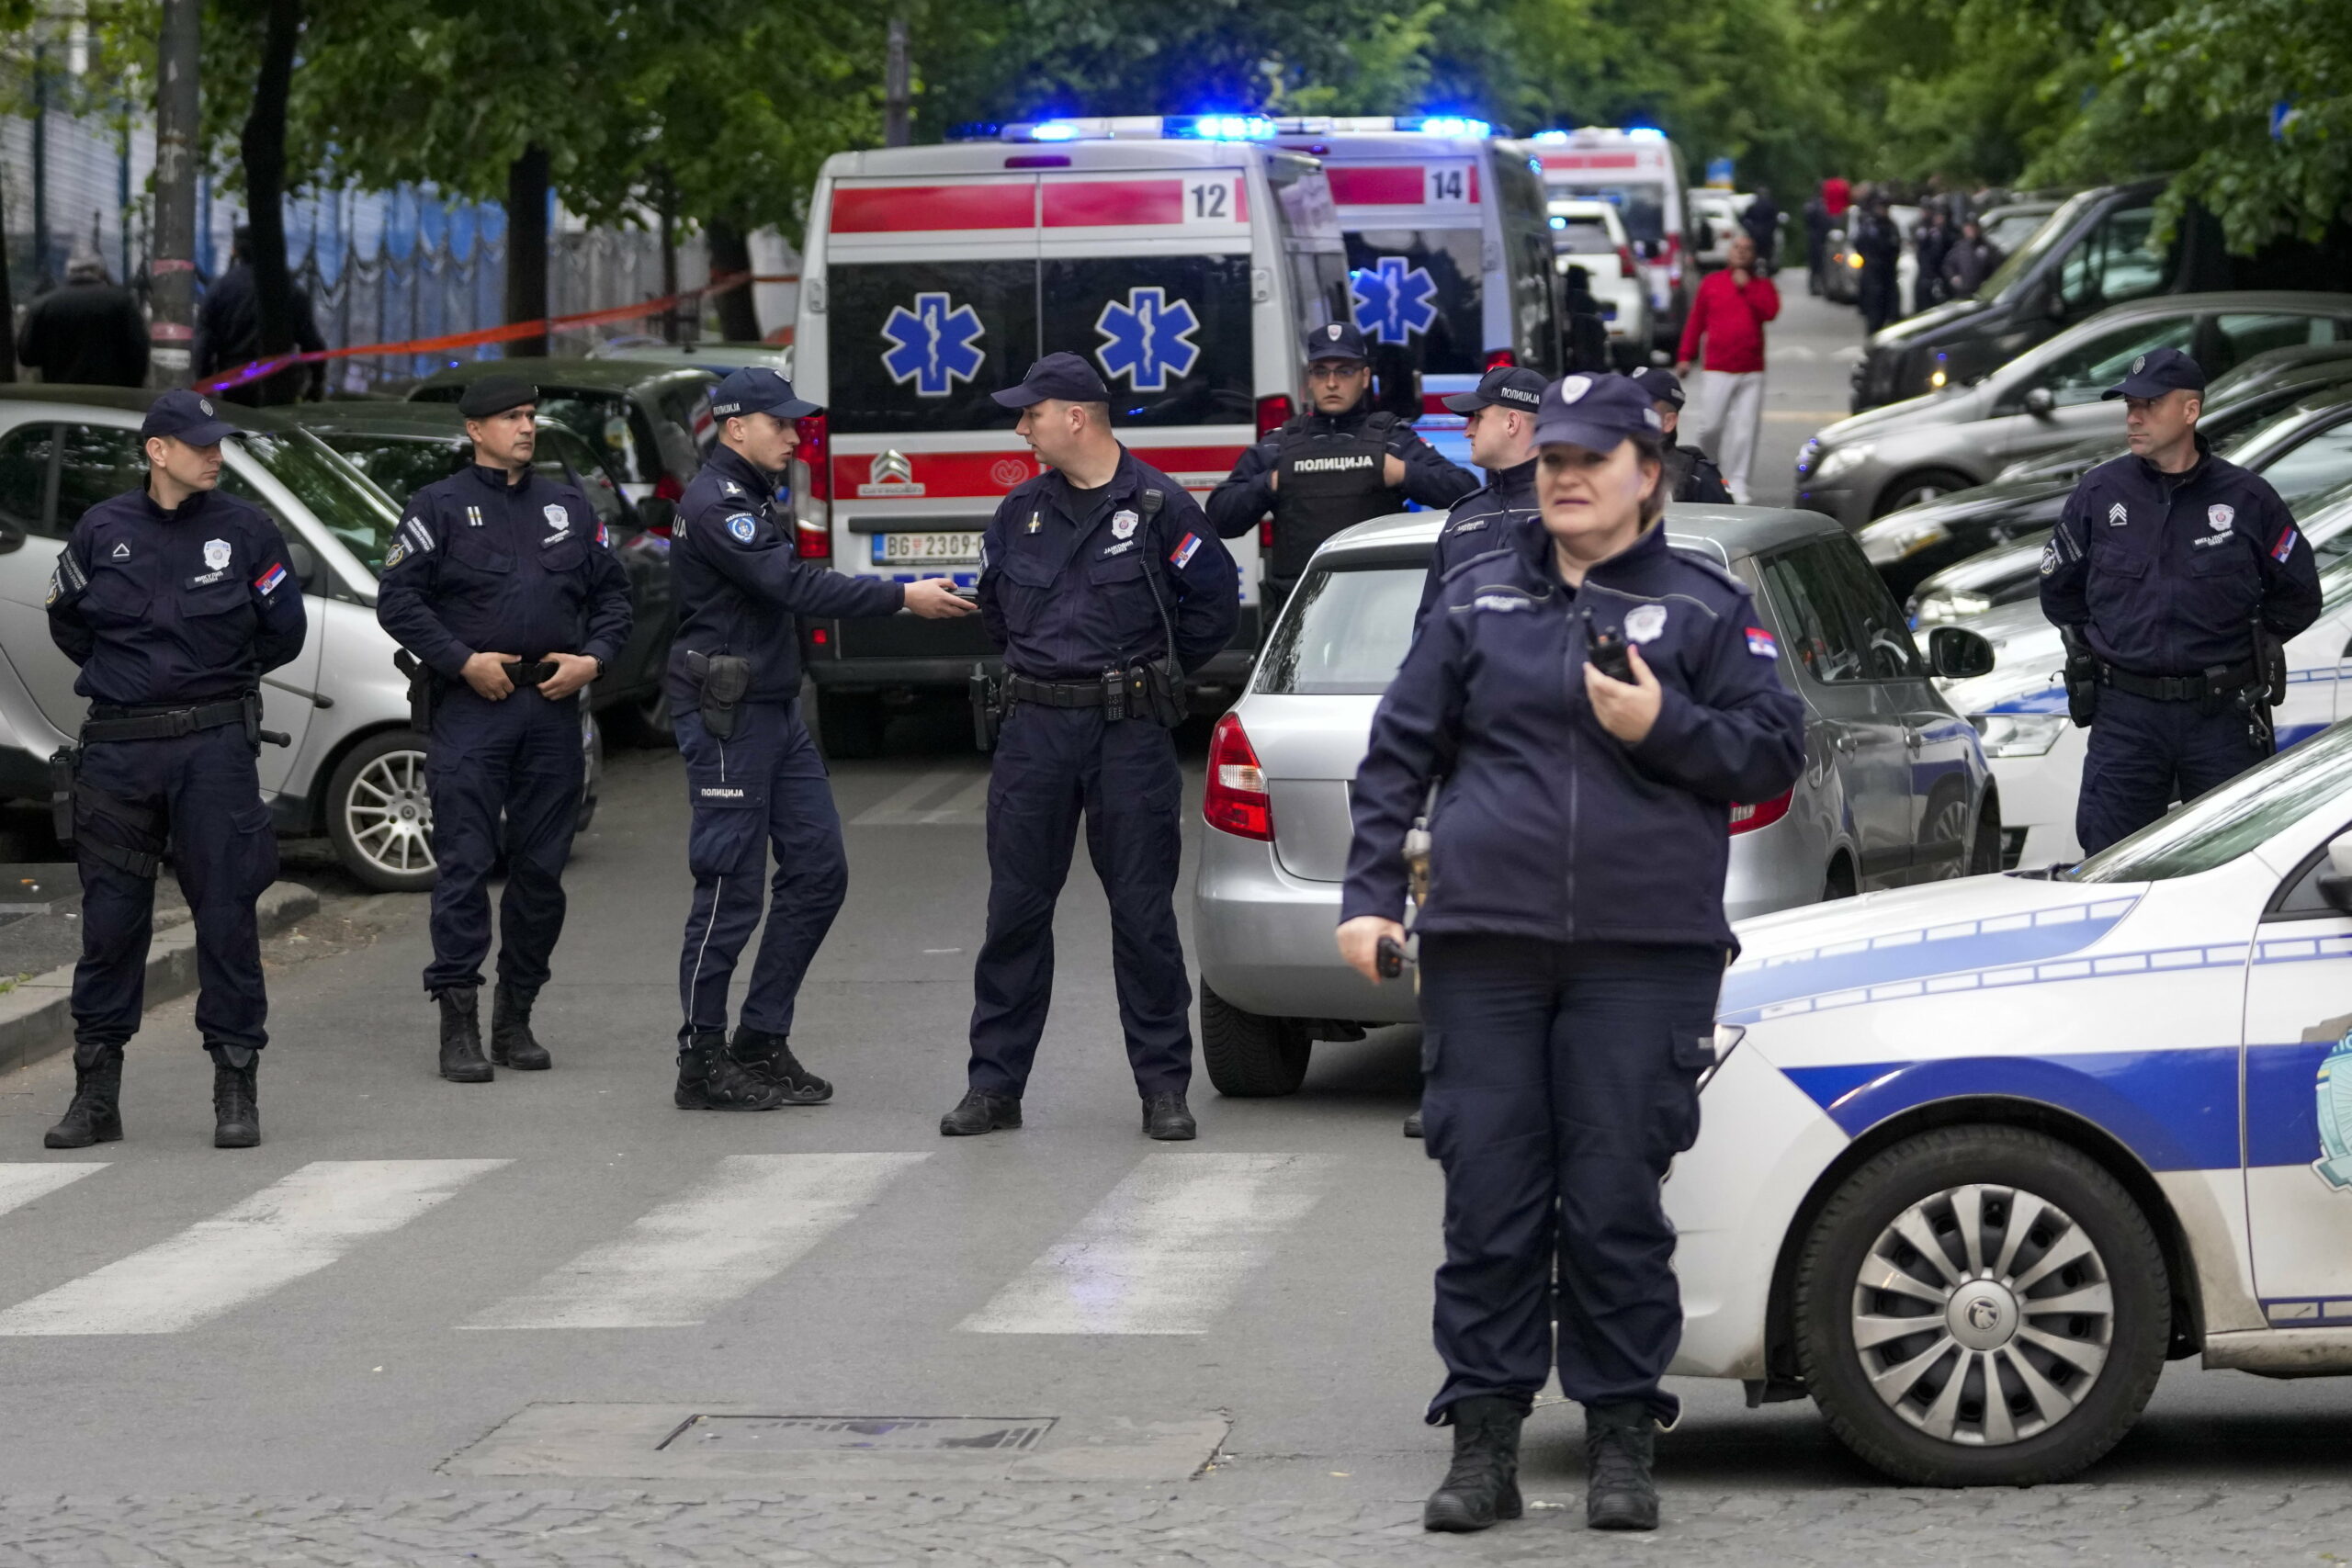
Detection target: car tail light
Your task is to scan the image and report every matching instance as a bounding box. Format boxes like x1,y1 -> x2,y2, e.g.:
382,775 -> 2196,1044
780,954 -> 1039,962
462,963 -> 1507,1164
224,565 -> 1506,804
1728,790 -> 1792,835
795,412 -> 831,501
796,520 -> 831,560
644,471 -> 684,536
1255,392 -> 1295,437
1259,518 -> 1273,550
1204,713 -> 1273,841
1483,348 -> 1516,369
1617,244 -> 1638,278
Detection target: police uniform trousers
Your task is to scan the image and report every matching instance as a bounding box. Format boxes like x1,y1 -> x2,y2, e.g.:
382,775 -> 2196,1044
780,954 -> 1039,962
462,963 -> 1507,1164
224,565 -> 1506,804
72,725 -> 277,1052
2076,688 -> 2265,856
423,684 -> 583,996
673,700 -> 845,1043
966,702 -> 1192,1099
1416,934 -> 1721,1428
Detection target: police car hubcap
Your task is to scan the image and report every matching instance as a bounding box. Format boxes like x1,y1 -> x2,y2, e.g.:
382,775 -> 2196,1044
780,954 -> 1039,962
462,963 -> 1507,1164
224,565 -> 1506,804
1851,1183 -> 2114,1445
346,750 -> 435,874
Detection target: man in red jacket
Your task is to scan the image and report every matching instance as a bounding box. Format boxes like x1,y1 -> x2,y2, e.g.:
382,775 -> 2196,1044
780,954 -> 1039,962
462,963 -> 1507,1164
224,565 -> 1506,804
1675,233 -> 1780,503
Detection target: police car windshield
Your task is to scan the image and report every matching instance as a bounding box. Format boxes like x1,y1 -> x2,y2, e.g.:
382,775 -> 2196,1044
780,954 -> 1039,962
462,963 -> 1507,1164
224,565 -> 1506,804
232,430 -> 402,576
2068,718 -> 2352,884
1255,554 -> 1423,695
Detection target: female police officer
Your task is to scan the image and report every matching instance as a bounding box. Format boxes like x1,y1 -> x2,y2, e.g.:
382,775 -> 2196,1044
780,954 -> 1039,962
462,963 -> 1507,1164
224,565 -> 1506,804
1338,373 -> 1804,1534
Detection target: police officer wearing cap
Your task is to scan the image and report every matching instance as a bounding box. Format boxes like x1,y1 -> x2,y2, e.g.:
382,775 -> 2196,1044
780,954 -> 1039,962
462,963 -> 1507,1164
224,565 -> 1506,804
667,369 -> 973,1111
2041,346 -> 2321,855
1340,371 -> 1803,1535
377,375 -> 633,1084
42,389 -> 308,1150
944,354 -> 1238,1140
1628,368 -> 1733,504
1414,366 -> 1547,628
1208,321 -> 1476,619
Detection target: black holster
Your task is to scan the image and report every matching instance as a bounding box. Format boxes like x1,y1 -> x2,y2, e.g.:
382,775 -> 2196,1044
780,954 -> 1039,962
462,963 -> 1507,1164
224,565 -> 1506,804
1137,656 -> 1187,728
969,663 -> 1002,753
2060,626 -> 2099,728
393,649 -> 435,732
689,650 -> 752,740
49,745 -> 78,847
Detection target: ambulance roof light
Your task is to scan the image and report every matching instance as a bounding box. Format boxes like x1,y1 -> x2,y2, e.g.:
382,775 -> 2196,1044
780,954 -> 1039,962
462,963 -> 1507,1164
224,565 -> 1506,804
1626,126 -> 1667,141
1531,130 -> 1570,144
1030,121 -> 1080,141
1406,116 -> 1493,139
1177,114 -> 1275,141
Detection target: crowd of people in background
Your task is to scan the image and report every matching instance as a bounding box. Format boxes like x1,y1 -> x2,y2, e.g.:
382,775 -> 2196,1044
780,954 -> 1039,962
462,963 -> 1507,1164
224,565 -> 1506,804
1795,176 -> 2021,333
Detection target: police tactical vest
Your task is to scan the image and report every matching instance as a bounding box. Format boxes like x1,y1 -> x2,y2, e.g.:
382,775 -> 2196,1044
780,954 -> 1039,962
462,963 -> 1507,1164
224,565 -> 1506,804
1271,412 -> 1399,583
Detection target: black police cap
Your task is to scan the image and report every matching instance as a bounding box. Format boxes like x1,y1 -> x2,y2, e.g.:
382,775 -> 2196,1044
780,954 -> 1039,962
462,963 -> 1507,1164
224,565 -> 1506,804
1532,372 -> 1664,452
1628,366 -> 1687,411
140,389 -> 238,446
990,352 -> 1111,409
711,367 -> 820,421
457,375 -> 539,420
1441,365 -> 1548,415
1303,321 -> 1369,363
2103,346 -> 2207,401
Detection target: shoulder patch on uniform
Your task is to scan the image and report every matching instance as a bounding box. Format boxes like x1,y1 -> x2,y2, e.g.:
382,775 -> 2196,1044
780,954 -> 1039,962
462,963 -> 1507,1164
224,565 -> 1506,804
254,562 -> 288,595
399,514 -> 435,553
56,549 -> 87,593
2039,540 -> 2059,576
1170,531 -> 1202,568
1745,626 -> 1780,659
725,513 -> 759,544
2273,525 -> 2300,564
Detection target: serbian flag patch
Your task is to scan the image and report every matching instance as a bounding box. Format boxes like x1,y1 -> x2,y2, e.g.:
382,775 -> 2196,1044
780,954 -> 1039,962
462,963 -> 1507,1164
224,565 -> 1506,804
1745,626 -> 1779,660
254,562 -> 288,594
2273,526 -> 2300,564
1170,531 -> 1202,569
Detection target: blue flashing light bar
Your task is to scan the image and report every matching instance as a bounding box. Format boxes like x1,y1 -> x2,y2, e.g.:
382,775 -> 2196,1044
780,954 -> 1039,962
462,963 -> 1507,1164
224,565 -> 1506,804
1030,121 -> 1080,141
1531,130 -> 1570,144
1626,127 -> 1667,141
1407,116 -> 1492,139
1177,114 -> 1276,141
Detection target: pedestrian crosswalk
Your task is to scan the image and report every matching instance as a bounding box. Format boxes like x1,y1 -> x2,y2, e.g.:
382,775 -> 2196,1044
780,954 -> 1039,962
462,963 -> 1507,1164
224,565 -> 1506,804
847,768 -> 992,827
0,1153 -> 1382,1339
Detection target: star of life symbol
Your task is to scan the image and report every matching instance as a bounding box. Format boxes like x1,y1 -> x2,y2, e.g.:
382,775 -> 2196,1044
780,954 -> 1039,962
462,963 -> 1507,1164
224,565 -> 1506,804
881,291 -> 986,397
1351,255 -> 1440,344
1093,287 -> 1202,393
2317,1027 -> 2352,1191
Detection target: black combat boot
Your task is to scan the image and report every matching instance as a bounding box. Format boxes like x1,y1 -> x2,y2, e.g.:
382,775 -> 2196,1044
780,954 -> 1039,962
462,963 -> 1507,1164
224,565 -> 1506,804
1422,1394 -> 1524,1532
1141,1090 -> 1196,1140
1403,1109 -> 1424,1138
938,1089 -> 1022,1136
435,987 -> 493,1084
1584,1402 -> 1660,1531
673,1031 -> 789,1111
727,1026 -> 830,1102
44,1042 -> 125,1149
208,1043 -> 260,1149
490,985 -> 552,1071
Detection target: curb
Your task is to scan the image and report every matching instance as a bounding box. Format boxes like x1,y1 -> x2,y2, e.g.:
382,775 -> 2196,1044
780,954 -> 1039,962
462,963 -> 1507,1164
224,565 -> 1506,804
0,880 -> 322,1077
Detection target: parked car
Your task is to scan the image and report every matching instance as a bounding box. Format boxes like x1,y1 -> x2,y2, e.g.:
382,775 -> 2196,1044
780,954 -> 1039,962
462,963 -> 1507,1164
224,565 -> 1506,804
1679,727 -> 2352,1483
0,389 -> 601,892
1549,197 -> 1652,367
1690,189 -> 1752,270
289,400 -> 680,744
1853,177 -> 2352,412
1799,290 -> 2352,527
1973,200 -> 2060,270
586,338 -> 793,378
405,357 -> 719,517
1191,505 -> 1997,1096
1860,347 -> 2352,600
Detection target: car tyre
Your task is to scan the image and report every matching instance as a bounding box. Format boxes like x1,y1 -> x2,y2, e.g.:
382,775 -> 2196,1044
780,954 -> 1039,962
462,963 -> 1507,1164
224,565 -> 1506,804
1793,1124 -> 2169,1486
1873,470 -> 1974,519
325,728 -> 437,893
814,690 -> 887,760
1968,798 -> 2004,877
1199,981 -> 1311,1097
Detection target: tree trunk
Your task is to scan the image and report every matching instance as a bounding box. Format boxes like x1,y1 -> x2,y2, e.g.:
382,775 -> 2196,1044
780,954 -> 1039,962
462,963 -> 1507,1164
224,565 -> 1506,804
707,218 -> 760,342
238,0 -> 301,402
504,143 -> 550,357
655,166 -> 678,343
0,159 -> 17,382
149,0 -> 200,388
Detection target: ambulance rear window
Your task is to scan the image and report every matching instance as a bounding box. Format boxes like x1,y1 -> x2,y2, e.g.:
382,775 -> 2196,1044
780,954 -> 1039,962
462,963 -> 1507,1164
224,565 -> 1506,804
1345,229 -> 1484,377
1566,183 -> 1668,245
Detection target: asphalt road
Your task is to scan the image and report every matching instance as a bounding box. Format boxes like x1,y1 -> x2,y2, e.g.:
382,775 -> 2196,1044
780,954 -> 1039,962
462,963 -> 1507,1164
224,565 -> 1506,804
0,689 -> 2346,1565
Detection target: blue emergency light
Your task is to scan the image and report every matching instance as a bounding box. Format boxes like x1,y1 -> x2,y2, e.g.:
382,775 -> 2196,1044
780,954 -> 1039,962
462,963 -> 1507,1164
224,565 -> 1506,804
1176,114 -> 1276,141
1029,122 -> 1081,141
1406,116 -> 1493,139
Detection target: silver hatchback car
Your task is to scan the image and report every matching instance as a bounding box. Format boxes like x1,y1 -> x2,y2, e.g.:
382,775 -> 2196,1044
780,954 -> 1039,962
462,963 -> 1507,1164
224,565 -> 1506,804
1191,506 -> 2000,1096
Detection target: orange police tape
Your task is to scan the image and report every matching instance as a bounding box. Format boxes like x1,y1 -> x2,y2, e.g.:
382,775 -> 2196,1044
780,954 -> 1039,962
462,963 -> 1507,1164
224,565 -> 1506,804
195,271 -> 799,395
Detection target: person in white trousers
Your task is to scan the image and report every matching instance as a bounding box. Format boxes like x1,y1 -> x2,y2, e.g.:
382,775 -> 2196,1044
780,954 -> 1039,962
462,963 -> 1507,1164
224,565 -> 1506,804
1675,233 -> 1781,504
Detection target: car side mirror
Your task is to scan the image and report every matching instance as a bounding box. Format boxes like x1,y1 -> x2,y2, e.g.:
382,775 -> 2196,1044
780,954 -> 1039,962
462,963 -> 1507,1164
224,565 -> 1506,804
635,495 -> 677,536
1929,626 -> 1996,679
2021,387 -> 2055,417
2317,830 -> 2352,916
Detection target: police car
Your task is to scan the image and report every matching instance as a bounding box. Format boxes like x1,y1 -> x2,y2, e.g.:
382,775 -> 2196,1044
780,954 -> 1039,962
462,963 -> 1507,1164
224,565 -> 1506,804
1529,126 -> 1697,350
789,118 -> 1351,752
1681,721 -> 2352,1483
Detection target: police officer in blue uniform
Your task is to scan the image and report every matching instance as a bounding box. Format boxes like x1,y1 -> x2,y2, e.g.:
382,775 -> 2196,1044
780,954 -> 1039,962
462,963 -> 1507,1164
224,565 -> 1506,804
944,354 -> 1238,1140
43,389 -> 308,1150
1628,368 -> 1734,504
2040,347 -> 2321,855
667,368 -> 973,1111
1340,374 -> 1804,1534
1208,321 -> 1476,619
377,376 -> 633,1083
1416,365 -> 1547,627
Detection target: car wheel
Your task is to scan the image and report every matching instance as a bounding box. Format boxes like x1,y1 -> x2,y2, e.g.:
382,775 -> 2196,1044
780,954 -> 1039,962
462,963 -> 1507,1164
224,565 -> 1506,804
1793,1124 -> 2169,1486
1824,854 -> 1857,900
1874,470 -> 1974,518
1920,784 -> 1974,879
325,728 -> 436,892
1199,981 -> 1311,1097
1968,798 -> 2004,877
814,690 -> 886,760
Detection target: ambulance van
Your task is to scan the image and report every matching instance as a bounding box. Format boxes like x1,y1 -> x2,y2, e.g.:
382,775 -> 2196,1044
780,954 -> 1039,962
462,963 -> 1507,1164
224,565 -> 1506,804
790,122 -> 1350,754
1530,126 -> 1695,353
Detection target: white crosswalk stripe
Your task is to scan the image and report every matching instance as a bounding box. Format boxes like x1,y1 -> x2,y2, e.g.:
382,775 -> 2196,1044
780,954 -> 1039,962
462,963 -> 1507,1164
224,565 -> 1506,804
960,1152 -> 1341,1335
0,1159 -> 505,1337
460,1153 -> 929,1330
848,768 -> 990,826
0,1163 -> 105,1221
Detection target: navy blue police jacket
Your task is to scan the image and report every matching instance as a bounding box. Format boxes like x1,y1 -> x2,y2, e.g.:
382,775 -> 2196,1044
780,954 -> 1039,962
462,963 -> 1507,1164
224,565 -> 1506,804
665,443 -> 903,709
376,462 -> 632,682
2039,436 -> 2321,675
1415,456 -> 1539,627
1343,520 -> 1805,951
47,485 -> 307,705
1204,402 -> 1477,539
979,447 -> 1238,682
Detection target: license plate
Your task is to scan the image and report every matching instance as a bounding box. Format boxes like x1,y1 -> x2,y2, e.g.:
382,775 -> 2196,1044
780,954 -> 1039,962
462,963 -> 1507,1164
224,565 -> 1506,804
871,532 -> 984,565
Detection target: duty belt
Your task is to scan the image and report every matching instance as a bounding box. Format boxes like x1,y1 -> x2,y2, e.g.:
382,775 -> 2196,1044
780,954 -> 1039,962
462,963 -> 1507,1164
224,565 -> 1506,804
81,698 -> 250,743
1001,672 -> 1108,708
2100,660 -> 2257,703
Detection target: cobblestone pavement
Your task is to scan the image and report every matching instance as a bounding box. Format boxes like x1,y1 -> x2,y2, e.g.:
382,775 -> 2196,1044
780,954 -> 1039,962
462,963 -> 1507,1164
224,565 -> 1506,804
1,1483 -> 2347,1566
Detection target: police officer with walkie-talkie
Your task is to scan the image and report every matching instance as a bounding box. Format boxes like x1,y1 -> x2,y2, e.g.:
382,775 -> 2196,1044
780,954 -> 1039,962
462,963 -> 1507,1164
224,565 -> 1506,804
376,375 -> 633,1086
42,389 -> 307,1150
2040,347 -> 2321,856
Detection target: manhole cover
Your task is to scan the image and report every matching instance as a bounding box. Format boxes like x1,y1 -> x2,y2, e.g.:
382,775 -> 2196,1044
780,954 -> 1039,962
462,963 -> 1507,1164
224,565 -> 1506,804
662,1415 -> 1055,1452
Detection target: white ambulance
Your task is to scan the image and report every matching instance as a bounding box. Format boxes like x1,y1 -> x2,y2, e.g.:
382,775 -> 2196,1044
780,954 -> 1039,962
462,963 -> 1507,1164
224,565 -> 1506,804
1529,126 -> 1696,352
789,120 -> 1350,753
